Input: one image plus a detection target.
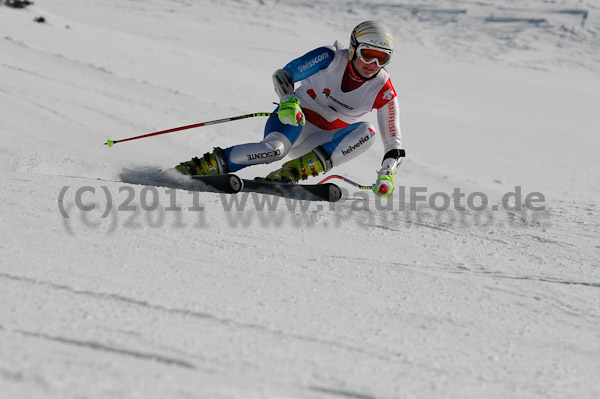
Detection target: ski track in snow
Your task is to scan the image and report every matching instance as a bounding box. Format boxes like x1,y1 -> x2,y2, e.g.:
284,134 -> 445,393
1,171 -> 599,398
1,0 -> 600,398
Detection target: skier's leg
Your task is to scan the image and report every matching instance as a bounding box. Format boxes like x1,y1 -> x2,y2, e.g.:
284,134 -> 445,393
222,110 -> 303,173
285,121 -> 323,158
175,109 -> 302,176
266,122 -> 376,183
320,121 -> 376,167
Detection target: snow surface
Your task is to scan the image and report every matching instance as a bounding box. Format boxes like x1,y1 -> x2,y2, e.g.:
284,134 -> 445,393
1,0 -> 599,398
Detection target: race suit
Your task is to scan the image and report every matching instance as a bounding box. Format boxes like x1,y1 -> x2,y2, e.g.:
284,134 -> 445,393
223,41 -> 404,173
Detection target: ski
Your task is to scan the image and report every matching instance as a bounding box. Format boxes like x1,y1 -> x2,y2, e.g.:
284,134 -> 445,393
192,174 -> 342,202
191,174 -> 243,194
242,178 -> 342,202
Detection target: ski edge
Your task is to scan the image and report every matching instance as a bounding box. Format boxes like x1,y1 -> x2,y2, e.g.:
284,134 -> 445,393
242,179 -> 342,203
192,174 -> 343,202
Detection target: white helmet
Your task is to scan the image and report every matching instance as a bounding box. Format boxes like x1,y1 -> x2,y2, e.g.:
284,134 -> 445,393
349,21 -> 394,67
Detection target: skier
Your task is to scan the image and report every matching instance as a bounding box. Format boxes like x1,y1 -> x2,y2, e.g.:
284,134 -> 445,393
175,20 -> 405,197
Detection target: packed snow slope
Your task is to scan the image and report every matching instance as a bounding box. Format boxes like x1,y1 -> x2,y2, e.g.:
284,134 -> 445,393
1,1 -> 599,398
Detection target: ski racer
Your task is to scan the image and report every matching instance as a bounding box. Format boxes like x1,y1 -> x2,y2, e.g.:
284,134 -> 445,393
175,20 -> 405,197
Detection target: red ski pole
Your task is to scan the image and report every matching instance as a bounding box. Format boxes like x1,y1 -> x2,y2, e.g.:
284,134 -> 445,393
104,112 -> 274,147
318,175 -> 372,190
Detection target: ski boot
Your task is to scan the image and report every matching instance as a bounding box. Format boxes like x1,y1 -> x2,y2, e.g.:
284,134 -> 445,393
266,147 -> 331,184
175,147 -> 229,176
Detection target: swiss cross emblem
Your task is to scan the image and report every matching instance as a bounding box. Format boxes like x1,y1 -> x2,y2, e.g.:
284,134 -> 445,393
382,89 -> 394,101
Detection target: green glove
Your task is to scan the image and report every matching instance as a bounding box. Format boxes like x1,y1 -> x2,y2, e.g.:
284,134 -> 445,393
372,172 -> 394,198
278,95 -> 305,126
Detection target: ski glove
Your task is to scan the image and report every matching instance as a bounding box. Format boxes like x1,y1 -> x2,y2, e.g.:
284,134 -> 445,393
373,152 -> 404,198
278,94 -> 305,126
372,171 -> 394,198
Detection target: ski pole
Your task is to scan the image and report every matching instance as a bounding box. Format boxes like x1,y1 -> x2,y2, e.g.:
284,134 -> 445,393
317,175 -> 372,190
104,112 -> 274,147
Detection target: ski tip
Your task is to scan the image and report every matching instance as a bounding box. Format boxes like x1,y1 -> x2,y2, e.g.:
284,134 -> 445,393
105,139 -> 115,147
328,184 -> 343,202
228,175 -> 243,193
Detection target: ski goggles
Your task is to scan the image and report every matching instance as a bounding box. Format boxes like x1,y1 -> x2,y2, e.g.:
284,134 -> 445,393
356,44 -> 392,67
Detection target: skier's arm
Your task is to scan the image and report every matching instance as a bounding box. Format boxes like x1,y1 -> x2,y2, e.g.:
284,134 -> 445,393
272,46 -> 335,99
373,94 -> 406,197
376,96 -> 405,170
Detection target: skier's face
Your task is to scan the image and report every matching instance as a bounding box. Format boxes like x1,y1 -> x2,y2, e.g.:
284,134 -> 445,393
353,57 -> 382,78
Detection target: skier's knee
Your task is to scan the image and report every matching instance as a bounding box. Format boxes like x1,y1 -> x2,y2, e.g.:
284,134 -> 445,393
260,139 -> 288,162
355,122 -> 376,147
326,121 -> 377,166
342,121 -> 376,151
262,132 -> 293,161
